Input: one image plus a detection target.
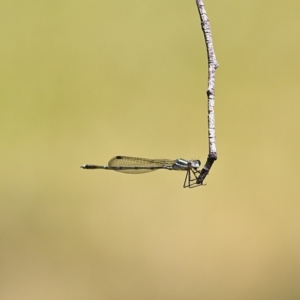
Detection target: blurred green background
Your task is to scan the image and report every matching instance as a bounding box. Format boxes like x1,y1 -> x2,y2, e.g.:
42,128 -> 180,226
1,1 -> 299,299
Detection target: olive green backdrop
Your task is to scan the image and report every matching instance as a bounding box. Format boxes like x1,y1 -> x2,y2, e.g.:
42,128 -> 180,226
1,1 -> 299,299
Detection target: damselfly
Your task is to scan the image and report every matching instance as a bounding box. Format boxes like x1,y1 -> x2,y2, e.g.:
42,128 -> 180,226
81,155 -> 202,188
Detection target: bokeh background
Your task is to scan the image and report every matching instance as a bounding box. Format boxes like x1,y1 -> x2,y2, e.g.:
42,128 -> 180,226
1,1 -> 299,299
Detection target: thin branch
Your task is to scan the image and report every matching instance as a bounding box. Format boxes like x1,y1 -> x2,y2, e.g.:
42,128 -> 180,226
195,0 -> 219,185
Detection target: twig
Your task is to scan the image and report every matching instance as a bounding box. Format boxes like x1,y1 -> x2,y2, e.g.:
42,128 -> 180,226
195,0 -> 219,185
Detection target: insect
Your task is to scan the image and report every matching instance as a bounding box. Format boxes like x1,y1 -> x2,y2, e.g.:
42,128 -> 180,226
81,155 -> 202,188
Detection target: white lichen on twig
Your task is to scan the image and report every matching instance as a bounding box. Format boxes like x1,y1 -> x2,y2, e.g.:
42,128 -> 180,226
195,0 -> 219,184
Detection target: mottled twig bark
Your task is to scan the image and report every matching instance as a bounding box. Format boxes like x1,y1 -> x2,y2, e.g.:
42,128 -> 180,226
195,0 -> 218,185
